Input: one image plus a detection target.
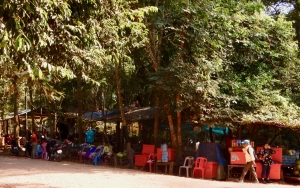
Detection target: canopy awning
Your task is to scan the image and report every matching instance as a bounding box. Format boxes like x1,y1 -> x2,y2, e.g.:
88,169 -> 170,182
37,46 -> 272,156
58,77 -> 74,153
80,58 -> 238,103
82,112 -> 102,121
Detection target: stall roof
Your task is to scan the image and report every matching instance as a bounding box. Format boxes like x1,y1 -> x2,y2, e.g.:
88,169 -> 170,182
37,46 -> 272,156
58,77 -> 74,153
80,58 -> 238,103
242,121 -> 300,130
96,107 -> 156,122
82,112 -> 102,121
8,107 -> 50,121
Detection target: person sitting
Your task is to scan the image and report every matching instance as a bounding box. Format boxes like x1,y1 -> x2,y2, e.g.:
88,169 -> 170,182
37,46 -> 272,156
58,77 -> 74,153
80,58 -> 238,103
101,141 -> 112,164
63,139 -> 72,147
36,144 -> 43,158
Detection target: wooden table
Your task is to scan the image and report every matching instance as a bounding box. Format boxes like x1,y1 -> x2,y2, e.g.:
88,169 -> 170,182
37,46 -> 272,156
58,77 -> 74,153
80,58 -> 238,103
227,164 -> 246,179
155,161 -> 177,175
227,164 -> 256,180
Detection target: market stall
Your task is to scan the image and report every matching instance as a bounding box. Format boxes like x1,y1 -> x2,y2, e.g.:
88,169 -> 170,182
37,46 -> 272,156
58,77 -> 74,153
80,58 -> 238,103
196,142 -> 227,179
255,147 -> 282,180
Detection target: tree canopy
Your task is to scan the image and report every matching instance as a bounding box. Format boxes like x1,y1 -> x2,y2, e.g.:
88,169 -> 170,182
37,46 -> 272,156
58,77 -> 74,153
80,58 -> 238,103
0,0 -> 299,150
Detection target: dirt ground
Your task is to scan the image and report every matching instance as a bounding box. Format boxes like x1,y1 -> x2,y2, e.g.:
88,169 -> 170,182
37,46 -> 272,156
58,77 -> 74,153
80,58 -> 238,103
0,154 -> 298,188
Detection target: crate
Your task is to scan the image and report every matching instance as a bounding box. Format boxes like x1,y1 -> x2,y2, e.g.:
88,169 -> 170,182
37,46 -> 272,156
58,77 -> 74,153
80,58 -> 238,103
134,154 -> 148,166
142,144 -> 155,155
255,163 -> 281,179
204,162 -> 218,179
282,155 -> 288,160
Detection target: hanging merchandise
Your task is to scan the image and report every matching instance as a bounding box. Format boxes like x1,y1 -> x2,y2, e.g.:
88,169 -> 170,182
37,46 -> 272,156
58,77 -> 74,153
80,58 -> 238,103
86,130 -> 95,143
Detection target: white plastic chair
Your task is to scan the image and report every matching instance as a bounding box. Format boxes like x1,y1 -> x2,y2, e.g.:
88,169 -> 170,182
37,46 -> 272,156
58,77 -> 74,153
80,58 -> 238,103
179,156 -> 194,177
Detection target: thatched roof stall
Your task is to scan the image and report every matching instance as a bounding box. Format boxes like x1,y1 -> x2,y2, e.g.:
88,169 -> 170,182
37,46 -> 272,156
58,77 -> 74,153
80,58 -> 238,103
242,121 -> 300,130
236,120 -> 300,152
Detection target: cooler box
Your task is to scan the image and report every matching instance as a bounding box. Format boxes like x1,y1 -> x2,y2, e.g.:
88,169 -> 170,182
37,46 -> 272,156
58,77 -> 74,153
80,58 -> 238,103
204,162 -> 218,179
142,144 -> 155,155
233,147 -> 243,152
256,147 -> 282,163
193,161 -> 218,179
135,154 -> 148,166
230,152 -> 246,164
156,148 -> 175,162
255,162 -> 281,179
135,144 -> 155,166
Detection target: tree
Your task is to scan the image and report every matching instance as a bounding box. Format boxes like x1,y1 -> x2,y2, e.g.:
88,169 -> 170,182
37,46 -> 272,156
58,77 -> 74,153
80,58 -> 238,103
146,0 -> 300,149
0,0 -> 74,137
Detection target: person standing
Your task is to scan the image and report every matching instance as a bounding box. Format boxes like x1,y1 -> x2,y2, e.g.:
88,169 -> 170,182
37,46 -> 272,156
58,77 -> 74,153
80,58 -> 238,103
237,140 -> 259,183
31,129 -> 38,159
258,143 -> 276,184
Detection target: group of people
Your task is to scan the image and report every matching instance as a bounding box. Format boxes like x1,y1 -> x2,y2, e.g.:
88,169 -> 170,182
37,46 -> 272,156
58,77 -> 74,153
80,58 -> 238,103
237,139 -> 276,184
30,128 -> 47,159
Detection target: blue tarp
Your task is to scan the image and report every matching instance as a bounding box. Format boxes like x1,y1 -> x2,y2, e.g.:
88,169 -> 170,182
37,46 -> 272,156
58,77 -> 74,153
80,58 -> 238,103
83,112 -> 102,120
196,142 -> 227,167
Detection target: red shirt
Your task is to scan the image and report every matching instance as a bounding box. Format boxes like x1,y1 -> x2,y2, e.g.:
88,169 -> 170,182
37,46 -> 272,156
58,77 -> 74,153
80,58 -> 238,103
31,133 -> 38,144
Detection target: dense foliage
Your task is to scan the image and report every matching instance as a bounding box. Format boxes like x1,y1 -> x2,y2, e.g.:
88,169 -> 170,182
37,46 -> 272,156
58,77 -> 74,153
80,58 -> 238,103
0,0 -> 299,149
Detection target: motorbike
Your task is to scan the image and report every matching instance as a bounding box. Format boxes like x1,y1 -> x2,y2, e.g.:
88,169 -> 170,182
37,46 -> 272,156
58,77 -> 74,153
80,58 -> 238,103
47,139 -> 63,162
11,138 -> 20,155
10,138 -> 29,156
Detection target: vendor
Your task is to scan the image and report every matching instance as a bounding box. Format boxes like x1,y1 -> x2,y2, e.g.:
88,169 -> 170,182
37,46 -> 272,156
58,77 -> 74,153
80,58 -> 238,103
101,141 -> 112,164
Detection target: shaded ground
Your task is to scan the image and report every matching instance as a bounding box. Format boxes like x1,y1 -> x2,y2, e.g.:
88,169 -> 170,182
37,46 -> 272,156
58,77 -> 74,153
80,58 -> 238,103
0,154 -> 298,188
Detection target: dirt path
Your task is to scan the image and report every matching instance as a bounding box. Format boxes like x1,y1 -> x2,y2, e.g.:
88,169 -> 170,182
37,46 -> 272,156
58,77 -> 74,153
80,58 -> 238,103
0,155 -> 297,188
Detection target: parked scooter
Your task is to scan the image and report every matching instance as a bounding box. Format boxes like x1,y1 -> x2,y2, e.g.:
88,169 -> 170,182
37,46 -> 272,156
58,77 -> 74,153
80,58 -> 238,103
10,137 -> 28,156
11,138 -> 20,155
47,139 -> 63,162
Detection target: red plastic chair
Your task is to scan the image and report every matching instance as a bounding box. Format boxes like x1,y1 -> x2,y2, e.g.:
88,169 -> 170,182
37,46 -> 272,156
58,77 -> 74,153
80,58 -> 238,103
192,157 -> 207,178
142,153 -> 156,172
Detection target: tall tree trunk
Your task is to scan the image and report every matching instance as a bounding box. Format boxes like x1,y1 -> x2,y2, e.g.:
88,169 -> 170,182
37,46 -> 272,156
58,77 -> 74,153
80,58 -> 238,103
46,100 -> 52,139
53,113 -> 57,139
24,89 -> 28,139
176,93 -> 182,156
144,0 -> 163,147
77,72 -> 83,143
164,101 -> 178,150
13,76 -> 20,138
0,92 -> 7,135
114,60 -> 132,166
0,115 -> 2,135
154,93 -> 159,147
29,81 -> 36,131
116,122 -> 121,152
